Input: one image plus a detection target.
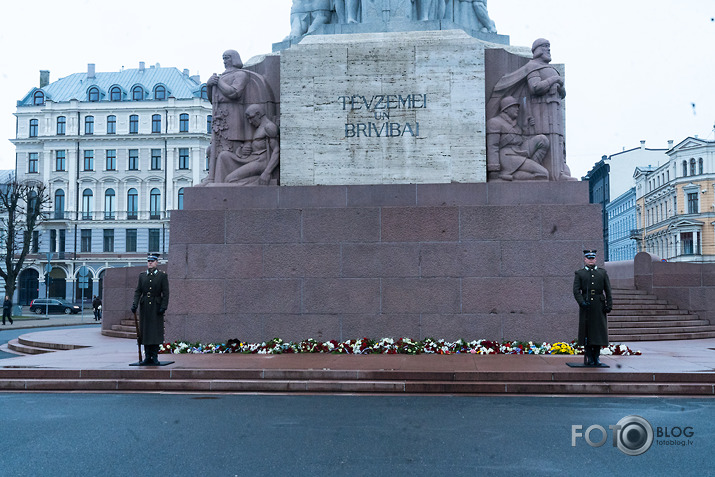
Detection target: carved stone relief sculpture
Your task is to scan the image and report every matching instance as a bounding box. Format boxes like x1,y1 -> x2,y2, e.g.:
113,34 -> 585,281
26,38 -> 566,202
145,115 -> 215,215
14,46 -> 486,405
201,50 -> 279,186
486,39 -> 575,181
452,0 -> 497,33
288,0 -> 333,39
286,0 -> 498,39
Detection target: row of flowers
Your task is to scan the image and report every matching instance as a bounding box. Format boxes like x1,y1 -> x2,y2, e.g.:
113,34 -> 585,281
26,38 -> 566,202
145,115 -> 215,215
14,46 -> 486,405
159,338 -> 641,356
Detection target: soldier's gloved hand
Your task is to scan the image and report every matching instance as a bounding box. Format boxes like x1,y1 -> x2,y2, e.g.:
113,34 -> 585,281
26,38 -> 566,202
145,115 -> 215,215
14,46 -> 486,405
579,301 -> 589,309
604,306 -> 612,314
158,308 -> 166,315
131,305 -> 137,313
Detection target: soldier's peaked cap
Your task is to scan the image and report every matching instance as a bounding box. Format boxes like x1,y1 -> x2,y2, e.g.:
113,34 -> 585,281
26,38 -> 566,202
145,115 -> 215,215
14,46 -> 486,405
583,250 -> 597,259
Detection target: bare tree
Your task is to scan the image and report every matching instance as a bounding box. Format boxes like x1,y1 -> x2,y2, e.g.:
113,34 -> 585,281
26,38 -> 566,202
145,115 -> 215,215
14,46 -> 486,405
0,180 -> 50,300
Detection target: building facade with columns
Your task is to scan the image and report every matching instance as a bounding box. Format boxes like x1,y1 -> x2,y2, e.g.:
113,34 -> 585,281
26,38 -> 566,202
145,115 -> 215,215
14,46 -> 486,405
11,63 -> 211,305
634,137 -> 715,262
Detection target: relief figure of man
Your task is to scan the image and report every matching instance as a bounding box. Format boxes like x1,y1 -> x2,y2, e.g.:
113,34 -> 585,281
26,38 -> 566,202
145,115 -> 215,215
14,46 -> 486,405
214,104 -> 280,186
487,96 -> 549,181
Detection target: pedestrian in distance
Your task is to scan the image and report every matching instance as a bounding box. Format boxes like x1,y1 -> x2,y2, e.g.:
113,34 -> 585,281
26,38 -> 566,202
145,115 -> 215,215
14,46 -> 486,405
131,253 -> 169,366
2,295 -> 13,325
573,249 -> 612,366
92,295 -> 102,321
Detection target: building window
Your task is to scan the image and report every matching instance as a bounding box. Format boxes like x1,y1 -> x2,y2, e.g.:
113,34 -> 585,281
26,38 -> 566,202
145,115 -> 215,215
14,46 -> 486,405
106,150 -> 116,171
681,232 -> 694,255
82,189 -> 93,220
81,229 -> 92,252
682,161 -> 687,177
107,115 -> 116,134
687,192 -> 698,214
33,91 -> 45,105
88,87 -> 100,102
29,119 -> 38,137
128,149 -> 139,170
177,188 -> 184,210
104,189 -> 116,220
690,158 -> 696,176
126,229 -> 137,252
200,85 -> 208,100
129,115 -> 139,134
179,113 -> 189,132
207,115 -> 212,134
59,229 -> 66,255
151,149 -> 162,170
32,231 -> 39,253
154,85 -> 166,100
127,189 -> 138,219
110,87 -> 122,102
151,114 -> 161,133
28,153 -> 38,173
56,116 -> 66,135
103,229 -> 114,252
53,150 -> 65,171
150,188 -> 161,219
699,158 -> 703,175
148,228 -> 160,253
85,116 -> 94,135
54,189 -> 65,219
83,150 -> 94,171
132,86 -> 144,101
50,230 -> 57,253
179,148 -> 190,170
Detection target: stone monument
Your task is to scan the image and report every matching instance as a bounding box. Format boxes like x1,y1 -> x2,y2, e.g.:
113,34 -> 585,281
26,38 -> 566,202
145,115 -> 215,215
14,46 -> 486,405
102,3 -> 601,344
201,50 -> 280,186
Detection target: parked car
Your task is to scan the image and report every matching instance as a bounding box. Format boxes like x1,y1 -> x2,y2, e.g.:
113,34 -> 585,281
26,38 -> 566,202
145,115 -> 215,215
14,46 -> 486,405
29,298 -> 81,315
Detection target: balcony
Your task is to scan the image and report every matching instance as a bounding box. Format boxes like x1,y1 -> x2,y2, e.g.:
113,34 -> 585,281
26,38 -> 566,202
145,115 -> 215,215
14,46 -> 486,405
629,229 -> 642,240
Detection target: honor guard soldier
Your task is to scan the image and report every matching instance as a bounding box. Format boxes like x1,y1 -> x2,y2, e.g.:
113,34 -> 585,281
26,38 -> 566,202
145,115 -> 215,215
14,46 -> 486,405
573,250 -> 612,366
131,253 -> 170,366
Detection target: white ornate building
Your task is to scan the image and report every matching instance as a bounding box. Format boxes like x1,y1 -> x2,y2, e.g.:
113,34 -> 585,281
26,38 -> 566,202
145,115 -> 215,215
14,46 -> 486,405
12,63 -> 211,304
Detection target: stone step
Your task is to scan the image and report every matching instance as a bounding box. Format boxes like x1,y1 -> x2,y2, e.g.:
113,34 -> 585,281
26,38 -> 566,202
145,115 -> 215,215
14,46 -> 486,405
609,309 -> 691,317
611,324 -> 715,333
112,324 -> 137,333
614,299 -> 671,305
7,339 -> 56,355
609,319 -> 712,328
609,314 -> 701,322
101,329 -> 137,339
18,337 -> 88,351
0,376 -> 711,395
613,303 -> 680,310
609,331 -> 715,341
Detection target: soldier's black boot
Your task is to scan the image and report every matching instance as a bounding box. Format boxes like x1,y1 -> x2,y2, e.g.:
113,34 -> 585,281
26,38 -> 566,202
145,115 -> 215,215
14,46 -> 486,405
592,346 -> 601,366
583,346 -> 594,366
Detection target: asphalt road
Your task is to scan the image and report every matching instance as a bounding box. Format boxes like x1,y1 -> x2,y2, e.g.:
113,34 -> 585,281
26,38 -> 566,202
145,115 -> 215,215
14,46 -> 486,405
0,394 -> 711,476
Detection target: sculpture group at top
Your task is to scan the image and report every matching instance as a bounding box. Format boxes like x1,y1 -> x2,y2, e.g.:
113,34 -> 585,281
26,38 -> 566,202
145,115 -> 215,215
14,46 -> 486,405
288,0 -> 497,39
201,50 -> 280,187
486,38 -> 575,182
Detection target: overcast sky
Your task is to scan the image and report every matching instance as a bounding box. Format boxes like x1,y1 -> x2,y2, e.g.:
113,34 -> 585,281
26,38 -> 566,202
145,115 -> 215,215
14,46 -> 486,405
1,0 -> 713,178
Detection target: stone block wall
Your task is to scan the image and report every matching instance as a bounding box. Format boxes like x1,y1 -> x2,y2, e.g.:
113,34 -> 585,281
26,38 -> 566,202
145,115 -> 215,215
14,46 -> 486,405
127,181 -> 603,344
633,252 -> 715,326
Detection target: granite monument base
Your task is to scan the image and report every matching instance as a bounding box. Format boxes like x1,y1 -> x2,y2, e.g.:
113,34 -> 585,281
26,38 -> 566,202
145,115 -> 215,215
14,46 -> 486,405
151,181 -> 601,344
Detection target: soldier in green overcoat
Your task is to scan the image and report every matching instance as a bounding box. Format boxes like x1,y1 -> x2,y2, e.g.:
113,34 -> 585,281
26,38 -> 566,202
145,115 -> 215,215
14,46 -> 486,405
572,250 -> 612,366
132,253 -> 170,366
